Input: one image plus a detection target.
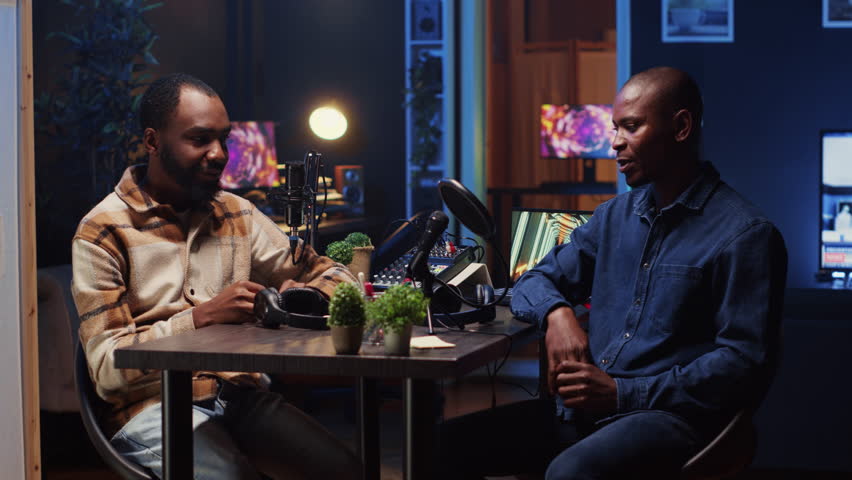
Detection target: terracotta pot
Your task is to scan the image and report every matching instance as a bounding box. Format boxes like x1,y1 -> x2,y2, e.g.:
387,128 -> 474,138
330,324 -> 364,355
383,323 -> 413,356
347,246 -> 374,278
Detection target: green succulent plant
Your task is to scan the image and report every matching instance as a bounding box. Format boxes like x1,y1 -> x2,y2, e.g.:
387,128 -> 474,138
365,284 -> 428,333
326,240 -> 354,265
327,282 -> 367,327
344,232 -> 372,248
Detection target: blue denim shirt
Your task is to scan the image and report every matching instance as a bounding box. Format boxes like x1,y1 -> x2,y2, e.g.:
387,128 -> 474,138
511,163 -> 787,425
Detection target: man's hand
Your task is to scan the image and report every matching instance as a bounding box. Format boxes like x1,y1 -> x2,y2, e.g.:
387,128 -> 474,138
545,306 -> 590,395
554,360 -> 617,414
193,280 -> 265,328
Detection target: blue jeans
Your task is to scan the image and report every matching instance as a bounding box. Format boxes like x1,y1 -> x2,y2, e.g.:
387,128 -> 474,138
439,399 -> 704,480
110,385 -> 361,480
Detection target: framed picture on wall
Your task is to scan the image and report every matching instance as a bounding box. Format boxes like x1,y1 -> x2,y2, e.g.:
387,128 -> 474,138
662,0 -> 734,43
823,0 -> 852,28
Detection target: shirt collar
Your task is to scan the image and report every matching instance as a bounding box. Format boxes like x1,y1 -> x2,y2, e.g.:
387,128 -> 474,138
633,161 -> 721,217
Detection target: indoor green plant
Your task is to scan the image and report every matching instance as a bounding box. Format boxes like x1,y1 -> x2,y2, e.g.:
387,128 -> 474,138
403,50 -> 442,184
34,0 -> 162,266
327,282 -> 367,355
35,0 -> 162,201
326,240 -> 355,266
365,284 -> 428,356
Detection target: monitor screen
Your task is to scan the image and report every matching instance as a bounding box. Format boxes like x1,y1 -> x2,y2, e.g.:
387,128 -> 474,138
509,208 -> 593,283
820,131 -> 852,270
540,104 -> 616,159
221,121 -> 280,190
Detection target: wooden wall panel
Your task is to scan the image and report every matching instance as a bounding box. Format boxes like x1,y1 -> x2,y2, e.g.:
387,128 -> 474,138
18,0 -> 41,477
486,0 -> 616,244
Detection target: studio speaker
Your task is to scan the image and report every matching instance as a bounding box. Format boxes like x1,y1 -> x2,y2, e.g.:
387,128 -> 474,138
412,0 -> 441,41
334,165 -> 365,216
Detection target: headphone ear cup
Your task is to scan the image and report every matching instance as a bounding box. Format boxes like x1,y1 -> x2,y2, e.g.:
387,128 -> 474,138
255,287 -> 285,329
476,284 -> 495,305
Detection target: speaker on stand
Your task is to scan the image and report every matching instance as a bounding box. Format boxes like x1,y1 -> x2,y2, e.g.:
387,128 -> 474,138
412,0 -> 441,41
334,165 -> 365,216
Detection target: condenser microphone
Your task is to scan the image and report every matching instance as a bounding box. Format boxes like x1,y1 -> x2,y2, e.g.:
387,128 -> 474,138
407,210 -> 449,285
283,161 -> 306,230
408,210 -> 448,335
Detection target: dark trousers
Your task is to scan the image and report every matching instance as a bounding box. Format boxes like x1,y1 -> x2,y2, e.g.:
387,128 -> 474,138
438,398 -> 704,480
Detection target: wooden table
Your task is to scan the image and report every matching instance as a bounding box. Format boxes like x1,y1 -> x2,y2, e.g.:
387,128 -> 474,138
114,307 -> 536,480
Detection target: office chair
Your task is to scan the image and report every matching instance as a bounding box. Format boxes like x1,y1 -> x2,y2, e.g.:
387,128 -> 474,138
680,408 -> 757,480
74,342 -> 155,480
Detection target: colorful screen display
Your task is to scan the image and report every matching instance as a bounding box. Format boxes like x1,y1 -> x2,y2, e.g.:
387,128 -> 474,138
820,131 -> 852,270
509,208 -> 593,283
221,121 -> 279,190
540,104 -> 616,159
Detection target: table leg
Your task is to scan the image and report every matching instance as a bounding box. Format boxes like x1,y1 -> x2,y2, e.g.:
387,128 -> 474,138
162,370 -> 192,480
403,378 -> 439,480
356,377 -> 380,480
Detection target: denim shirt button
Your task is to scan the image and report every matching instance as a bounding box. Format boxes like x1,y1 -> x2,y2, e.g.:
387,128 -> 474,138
633,298 -> 641,306
642,262 -> 650,270
624,332 -> 630,339
601,358 -> 608,364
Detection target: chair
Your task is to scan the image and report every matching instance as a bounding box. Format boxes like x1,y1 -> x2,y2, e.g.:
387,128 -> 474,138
680,409 -> 757,480
74,342 -> 154,479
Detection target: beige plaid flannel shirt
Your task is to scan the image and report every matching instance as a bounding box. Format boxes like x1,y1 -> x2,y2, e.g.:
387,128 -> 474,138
71,165 -> 355,433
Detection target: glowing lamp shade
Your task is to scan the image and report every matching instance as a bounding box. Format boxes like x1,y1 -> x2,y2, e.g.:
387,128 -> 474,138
309,107 -> 347,140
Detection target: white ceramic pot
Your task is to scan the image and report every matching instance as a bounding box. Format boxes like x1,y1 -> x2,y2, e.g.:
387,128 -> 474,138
330,324 -> 364,355
383,323 -> 413,356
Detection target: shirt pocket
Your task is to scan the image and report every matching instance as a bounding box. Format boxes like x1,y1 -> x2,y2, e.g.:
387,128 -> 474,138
648,264 -> 706,334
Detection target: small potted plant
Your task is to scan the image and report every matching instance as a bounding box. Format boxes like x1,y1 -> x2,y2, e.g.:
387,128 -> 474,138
326,240 -> 355,266
366,284 -> 428,356
327,282 -> 367,355
326,233 -> 374,279
344,232 -> 374,278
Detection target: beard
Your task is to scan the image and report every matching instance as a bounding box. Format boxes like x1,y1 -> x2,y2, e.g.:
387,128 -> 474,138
160,143 -> 222,209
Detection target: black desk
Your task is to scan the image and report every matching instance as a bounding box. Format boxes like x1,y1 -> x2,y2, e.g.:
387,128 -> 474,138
114,307 -> 535,480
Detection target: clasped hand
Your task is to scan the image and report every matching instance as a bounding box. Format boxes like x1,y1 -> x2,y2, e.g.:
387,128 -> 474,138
545,306 -> 616,413
553,360 -> 617,413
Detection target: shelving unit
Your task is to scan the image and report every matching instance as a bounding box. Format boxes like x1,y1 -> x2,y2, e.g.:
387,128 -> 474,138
404,0 -> 455,218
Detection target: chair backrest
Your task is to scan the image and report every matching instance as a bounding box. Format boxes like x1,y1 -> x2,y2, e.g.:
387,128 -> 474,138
74,342 -> 154,480
680,409 -> 756,480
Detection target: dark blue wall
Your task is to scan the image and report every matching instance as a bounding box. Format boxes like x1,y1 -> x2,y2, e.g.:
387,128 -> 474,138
632,0 -> 852,289
258,0 -> 407,241
632,1 -> 852,472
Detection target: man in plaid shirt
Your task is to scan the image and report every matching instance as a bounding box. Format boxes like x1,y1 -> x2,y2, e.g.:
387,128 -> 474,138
72,73 -> 361,479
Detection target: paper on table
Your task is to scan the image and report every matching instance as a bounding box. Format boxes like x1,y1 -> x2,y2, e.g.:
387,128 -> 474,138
410,336 -> 456,349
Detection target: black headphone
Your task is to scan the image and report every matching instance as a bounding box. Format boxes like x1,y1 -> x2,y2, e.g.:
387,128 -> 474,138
253,287 -> 330,330
430,283 -> 496,329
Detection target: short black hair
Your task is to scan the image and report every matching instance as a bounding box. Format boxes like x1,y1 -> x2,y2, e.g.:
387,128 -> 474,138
139,73 -> 219,133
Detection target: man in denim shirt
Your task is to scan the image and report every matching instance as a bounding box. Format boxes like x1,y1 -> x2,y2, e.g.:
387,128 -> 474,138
439,67 -> 787,479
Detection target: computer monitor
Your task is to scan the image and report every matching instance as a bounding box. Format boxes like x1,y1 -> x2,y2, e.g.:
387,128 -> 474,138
509,208 -> 593,283
820,131 -> 852,271
540,104 -> 616,159
221,121 -> 280,190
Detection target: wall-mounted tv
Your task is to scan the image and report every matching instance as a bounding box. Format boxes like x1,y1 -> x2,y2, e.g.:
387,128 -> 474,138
820,130 -> 852,271
540,104 -> 616,159
221,121 -> 279,190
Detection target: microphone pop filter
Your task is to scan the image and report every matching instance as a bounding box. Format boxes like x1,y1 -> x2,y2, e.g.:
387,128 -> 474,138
437,179 -> 495,240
